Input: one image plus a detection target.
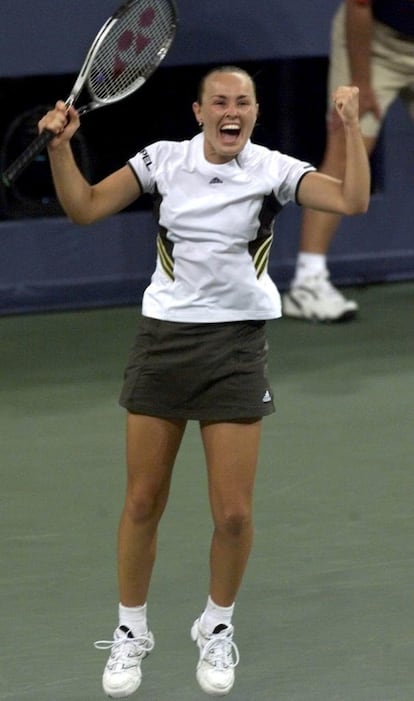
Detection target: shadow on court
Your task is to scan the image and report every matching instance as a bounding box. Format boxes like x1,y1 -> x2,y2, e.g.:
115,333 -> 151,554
1,282 -> 413,700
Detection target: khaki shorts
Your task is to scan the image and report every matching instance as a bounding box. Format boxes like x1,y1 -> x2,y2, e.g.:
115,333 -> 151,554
119,316 -> 275,421
328,3 -> 414,137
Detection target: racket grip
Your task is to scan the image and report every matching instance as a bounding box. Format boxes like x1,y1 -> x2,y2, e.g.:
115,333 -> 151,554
1,128 -> 56,187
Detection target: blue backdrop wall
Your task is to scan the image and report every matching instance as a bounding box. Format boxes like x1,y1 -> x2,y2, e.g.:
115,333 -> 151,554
1,0 -> 333,75
0,0 -> 413,314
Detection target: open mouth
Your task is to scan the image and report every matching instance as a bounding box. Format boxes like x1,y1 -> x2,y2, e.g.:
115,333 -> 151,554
220,123 -> 241,145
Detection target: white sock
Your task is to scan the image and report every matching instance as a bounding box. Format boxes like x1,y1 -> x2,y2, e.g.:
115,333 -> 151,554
293,252 -> 327,286
118,602 -> 148,636
199,595 -> 235,635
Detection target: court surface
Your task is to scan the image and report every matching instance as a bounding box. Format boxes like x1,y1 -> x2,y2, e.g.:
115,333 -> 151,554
1,281 -> 413,701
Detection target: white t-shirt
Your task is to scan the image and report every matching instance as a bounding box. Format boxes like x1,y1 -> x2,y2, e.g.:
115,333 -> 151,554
128,132 -> 315,322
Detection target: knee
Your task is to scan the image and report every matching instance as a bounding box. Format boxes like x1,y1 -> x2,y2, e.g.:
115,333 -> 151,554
214,506 -> 252,538
124,488 -> 160,525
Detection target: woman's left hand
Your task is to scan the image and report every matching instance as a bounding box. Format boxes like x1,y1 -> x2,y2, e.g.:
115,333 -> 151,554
332,85 -> 360,127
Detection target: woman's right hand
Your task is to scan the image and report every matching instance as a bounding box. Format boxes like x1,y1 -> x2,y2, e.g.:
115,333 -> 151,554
38,100 -> 80,147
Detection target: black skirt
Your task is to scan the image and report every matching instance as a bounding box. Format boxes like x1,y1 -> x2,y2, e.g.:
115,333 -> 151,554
119,315 -> 275,421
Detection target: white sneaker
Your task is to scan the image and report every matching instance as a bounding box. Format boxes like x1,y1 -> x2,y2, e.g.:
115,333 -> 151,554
94,625 -> 154,698
282,271 -> 358,322
191,619 -> 240,696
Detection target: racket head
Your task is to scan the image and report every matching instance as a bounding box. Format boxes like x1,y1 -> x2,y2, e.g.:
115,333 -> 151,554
85,0 -> 178,108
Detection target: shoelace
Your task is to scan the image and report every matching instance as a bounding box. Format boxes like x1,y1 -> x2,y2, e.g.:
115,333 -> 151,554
200,630 -> 240,671
94,632 -> 154,659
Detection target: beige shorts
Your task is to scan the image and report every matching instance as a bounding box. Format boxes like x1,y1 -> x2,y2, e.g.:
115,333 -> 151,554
328,3 -> 414,137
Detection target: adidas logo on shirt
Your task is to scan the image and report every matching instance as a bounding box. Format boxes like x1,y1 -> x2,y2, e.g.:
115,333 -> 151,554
262,390 -> 272,403
209,177 -> 223,184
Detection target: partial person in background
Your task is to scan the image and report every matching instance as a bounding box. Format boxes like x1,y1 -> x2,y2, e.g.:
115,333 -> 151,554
283,0 -> 414,322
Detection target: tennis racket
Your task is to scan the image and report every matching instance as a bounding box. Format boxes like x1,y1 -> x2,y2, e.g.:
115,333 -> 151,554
2,0 -> 178,187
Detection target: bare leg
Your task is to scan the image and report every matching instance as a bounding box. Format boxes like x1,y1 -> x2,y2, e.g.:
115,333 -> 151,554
200,419 -> 262,606
98,413 -> 186,698
117,413 -> 186,606
300,126 -> 376,254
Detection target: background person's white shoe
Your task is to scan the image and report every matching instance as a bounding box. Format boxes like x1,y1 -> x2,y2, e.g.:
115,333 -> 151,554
191,618 -> 239,696
282,271 -> 358,322
94,625 -> 154,698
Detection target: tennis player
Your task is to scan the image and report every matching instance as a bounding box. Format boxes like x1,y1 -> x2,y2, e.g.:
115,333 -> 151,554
38,65 -> 370,698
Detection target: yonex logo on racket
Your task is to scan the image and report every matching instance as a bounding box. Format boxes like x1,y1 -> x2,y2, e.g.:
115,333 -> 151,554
1,0 -> 178,186
114,7 -> 156,79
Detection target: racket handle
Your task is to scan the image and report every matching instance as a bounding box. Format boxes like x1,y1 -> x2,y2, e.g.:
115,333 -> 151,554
1,128 -> 56,187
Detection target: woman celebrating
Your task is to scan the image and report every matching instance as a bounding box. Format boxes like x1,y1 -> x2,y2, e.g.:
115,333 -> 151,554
39,65 -> 369,698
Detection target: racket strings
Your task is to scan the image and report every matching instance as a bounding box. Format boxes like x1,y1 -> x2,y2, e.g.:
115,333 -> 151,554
89,0 -> 175,103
